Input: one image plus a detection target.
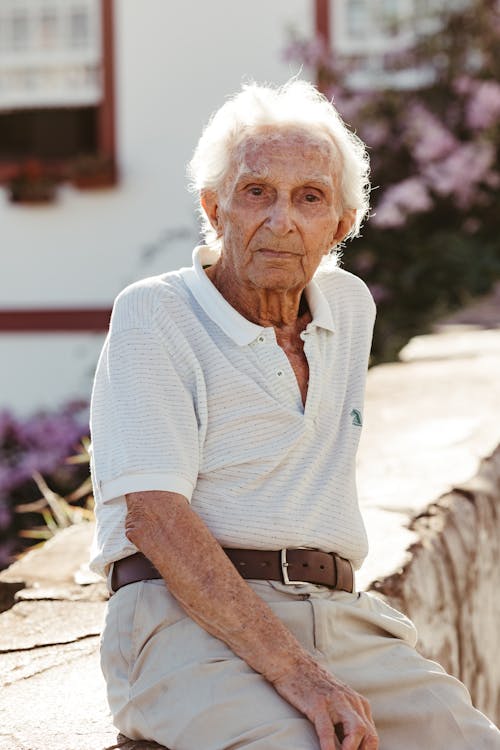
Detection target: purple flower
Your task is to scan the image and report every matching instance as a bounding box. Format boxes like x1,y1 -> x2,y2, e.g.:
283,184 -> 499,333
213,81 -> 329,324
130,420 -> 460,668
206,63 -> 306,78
283,38 -> 334,70
407,103 -> 457,164
0,403 -> 89,497
423,141 -> 495,207
466,80 -> 500,130
453,76 -> 473,96
462,217 -> 482,234
372,201 -> 405,229
367,283 -> 391,305
0,466 -> 25,493
360,121 -> 390,148
372,177 -> 433,228
329,89 -> 370,124
0,498 -> 11,531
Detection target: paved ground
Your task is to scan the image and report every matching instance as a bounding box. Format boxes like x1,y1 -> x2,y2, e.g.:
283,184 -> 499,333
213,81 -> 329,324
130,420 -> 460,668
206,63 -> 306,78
0,526 -> 165,750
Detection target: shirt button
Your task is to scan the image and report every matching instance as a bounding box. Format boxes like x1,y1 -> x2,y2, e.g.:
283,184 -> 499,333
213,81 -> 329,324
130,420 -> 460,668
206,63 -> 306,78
258,335 -> 265,343
276,369 -> 284,377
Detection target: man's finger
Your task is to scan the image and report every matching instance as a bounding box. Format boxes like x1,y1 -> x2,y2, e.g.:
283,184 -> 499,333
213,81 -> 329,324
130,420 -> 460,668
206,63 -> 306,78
340,697 -> 378,749
343,726 -> 379,750
314,712 -> 341,750
341,721 -> 377,750
361,731 -> 379,750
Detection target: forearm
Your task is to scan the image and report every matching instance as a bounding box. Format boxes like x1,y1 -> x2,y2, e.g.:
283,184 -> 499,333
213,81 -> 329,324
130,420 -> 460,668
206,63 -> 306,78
125,490 -> 314,683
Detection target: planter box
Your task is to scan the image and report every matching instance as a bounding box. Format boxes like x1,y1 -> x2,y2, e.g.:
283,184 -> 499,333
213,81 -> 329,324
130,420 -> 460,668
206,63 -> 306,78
9,179 -> 57,204
70,156 -> 117,190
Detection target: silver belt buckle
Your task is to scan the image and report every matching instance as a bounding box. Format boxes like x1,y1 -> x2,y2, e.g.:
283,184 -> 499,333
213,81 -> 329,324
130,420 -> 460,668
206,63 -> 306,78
280,548 -> 309,585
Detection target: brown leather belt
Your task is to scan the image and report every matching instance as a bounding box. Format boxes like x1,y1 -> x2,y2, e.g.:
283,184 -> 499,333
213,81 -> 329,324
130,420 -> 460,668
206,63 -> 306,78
111,548 -> 354,593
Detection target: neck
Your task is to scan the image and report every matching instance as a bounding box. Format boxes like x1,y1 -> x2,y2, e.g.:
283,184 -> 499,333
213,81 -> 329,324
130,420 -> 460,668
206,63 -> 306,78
205,263 -> 309,329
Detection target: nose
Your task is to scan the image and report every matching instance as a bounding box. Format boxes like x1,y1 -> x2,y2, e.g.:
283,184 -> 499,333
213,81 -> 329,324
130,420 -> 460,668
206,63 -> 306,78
266,197 -> 294,237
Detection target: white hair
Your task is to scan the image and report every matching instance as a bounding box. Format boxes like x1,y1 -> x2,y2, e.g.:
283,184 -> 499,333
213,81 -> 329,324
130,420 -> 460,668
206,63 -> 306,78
187,79 -> 371,253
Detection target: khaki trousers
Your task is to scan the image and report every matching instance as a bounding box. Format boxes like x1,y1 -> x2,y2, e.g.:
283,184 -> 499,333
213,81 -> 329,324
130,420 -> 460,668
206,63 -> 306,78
100,578 -> 500,749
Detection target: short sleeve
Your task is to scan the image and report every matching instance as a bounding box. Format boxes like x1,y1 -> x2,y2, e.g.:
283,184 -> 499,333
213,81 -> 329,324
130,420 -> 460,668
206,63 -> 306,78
90,317 -> 201,504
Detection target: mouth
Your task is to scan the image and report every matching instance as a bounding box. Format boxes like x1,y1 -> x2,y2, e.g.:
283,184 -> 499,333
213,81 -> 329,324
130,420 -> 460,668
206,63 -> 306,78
257,248 -> 299,259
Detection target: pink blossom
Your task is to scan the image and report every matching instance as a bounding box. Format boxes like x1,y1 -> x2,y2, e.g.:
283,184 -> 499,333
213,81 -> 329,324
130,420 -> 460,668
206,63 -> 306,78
407,103 -> 457,163
462,217 -> 481,234
485,171 -> 500,188
453,76 -> 473,96
367,283 -> 391,304
466,80 -> 500,130
360,121 -> 390,148
328,88 -> 370,124
283,38 -> 333,70
372,177 -> 433,228
423,141 -> 495,207
372,201 -> 405,229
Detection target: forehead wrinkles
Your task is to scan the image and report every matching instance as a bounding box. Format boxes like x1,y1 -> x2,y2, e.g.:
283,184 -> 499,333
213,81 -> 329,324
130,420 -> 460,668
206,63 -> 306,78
246,133 -> 335,176
222,129 -> 341,199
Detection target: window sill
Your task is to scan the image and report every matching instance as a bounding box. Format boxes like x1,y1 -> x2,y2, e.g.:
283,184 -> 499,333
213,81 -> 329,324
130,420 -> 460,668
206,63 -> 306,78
1,156 -> 118,204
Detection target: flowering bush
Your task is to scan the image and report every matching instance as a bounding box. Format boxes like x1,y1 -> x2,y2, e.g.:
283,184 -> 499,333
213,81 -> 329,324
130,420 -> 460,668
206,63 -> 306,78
0,401 -> 90,569
286,0 -> 500,360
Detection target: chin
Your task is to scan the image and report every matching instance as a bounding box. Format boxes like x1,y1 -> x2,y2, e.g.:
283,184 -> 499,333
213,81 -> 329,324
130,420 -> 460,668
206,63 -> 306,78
251,271 -> 304,291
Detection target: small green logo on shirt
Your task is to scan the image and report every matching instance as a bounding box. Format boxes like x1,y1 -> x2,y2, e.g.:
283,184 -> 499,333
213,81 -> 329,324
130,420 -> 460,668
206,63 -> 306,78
350,409 -> 363,427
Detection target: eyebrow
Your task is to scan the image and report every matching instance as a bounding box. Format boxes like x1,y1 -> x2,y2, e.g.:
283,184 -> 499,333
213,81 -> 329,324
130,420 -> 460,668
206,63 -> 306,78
235,171 -> 334,189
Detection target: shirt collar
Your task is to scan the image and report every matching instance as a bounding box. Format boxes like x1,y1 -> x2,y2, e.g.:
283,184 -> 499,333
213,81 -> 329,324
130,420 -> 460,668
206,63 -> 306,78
305,275 -> 335,334
181,246 -> 335,346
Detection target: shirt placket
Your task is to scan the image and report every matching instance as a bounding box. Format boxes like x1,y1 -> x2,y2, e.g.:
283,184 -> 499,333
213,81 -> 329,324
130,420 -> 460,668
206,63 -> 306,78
301,327 -> 321,423
254,329 -> 303,413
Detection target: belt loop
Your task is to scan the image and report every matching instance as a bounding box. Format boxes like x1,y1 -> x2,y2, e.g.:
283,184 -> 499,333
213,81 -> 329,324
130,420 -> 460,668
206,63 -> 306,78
331,551 -> 338,589
335,556 -> 354,593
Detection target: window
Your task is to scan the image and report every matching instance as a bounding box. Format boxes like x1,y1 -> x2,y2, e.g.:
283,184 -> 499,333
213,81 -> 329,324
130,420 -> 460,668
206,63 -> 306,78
339,0 -> 415,44
0,0 -> 116,197
0,0 -> 102,108
346,0 -> 368,37
0,107 -> 98,160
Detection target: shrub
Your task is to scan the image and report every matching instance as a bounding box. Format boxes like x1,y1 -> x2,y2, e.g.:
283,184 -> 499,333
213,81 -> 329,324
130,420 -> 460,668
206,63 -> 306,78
286,0 -> 500,361
0,401 -> 91,569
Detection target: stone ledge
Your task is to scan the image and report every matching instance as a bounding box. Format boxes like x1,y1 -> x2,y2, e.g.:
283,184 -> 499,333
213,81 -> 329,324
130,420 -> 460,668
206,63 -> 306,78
370,446 -> 500,721
1,322 -> 499,747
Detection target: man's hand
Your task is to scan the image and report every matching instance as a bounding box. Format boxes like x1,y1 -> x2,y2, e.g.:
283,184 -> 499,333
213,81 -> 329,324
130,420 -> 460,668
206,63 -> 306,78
272,659 -> 379,750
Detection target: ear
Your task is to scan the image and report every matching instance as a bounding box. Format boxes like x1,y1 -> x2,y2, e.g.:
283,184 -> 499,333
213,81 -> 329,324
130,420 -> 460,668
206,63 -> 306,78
201,191 -> 221,234
331,208 -> 356,247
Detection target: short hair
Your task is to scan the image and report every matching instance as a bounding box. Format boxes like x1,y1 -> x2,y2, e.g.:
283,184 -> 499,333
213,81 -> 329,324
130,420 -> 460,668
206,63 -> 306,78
187,79 -> 371,252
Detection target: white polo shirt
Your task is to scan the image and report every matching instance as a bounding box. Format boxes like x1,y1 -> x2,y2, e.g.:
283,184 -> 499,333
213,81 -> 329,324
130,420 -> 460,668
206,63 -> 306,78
89,246 -> 376,577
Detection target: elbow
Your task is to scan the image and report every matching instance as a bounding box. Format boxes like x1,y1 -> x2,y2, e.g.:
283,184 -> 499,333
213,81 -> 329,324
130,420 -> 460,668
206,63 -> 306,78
124,489 -> 188,549
124,495 -> 148,547
124,510 -> 140,546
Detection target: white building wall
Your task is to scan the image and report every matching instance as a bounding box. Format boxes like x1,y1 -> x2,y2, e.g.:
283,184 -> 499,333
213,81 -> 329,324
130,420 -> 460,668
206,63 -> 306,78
0,0 -> 313,415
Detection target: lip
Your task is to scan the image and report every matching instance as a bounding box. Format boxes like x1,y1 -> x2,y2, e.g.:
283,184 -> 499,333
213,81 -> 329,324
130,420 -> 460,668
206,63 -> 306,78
257,248 -> 299,258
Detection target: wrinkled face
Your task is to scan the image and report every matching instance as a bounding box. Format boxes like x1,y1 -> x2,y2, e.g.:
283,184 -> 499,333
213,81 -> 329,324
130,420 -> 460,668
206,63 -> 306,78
203,128 -> 354,293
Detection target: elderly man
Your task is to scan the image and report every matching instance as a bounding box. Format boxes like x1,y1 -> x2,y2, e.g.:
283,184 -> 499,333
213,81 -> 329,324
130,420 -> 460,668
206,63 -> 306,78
89,81 -> 499,750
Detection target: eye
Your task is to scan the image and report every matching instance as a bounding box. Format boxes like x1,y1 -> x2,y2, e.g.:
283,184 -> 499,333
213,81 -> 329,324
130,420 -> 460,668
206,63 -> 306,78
247,186 -> 264,196
298,187 -> 324,204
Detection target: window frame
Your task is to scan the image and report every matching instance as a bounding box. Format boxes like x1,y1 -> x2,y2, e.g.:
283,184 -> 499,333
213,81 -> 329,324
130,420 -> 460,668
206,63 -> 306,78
0,0 -> 117,189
